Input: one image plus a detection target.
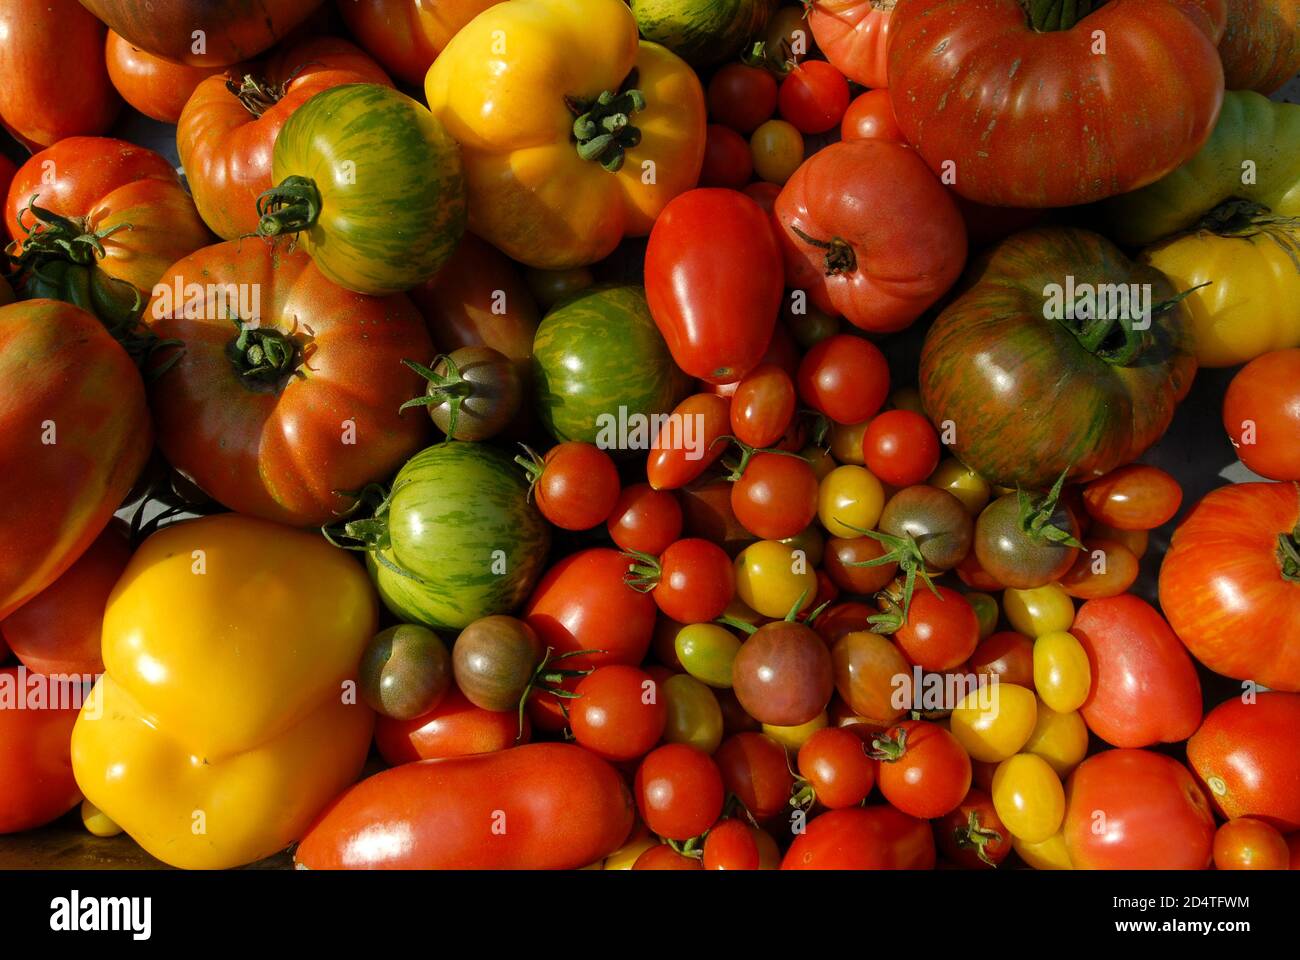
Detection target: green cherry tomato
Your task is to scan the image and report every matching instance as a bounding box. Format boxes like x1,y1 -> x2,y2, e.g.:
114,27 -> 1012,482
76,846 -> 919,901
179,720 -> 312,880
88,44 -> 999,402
662,673 -> 724,754
675,623 -> 743,688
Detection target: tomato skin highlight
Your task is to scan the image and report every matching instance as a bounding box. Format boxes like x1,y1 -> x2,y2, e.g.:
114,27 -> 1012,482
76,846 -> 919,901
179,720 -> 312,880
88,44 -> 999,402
296,743 -> 634,869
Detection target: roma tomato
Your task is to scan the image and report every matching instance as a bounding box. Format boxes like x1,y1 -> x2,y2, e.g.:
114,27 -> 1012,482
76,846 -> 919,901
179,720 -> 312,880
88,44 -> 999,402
6,139 -> 213,331
731,453 -> 820,541
648,395 -> 732,491
571,666 -> 668,762
808,0 -> 893,88
1187,692 -> 1300,831
143,242 -> 432,527
936,788 -> 1010,869
841,88 -> 904,143
1214,818 -> 1291,870
646,189 -> 783,383
1031,632 -> 1091,715
888,0 -> 1226,207
105,31 -> 224,124
0,0 -> 117,150
0,668 -> 82,833
782,806 -> 936,870
81,0 -> 323,66
608,484 -> 683,556
635,743 -> 725,840
297,743 -> 634,869
716,732 -> 796,821
778,60 -> 851,135
524,442 -> 620,531
339,0 -> 505,87
1159,482 -> 1300,691
1223,349 -> 1300,480
178,36 -> 392,240
797,334 -> 890,425
872,720 -> 972,820
731,364 -> 797,449
1071,595 -> 1201,748
1064,749 -> 1215,870
1081,465 -> 1183,531
776,139 -> 966,333
374,684 -> 530,765
525,548 -> 659,670
797,727 -> 876,809
0,521 -> 129,677
0,302 -> 150,620
863,410 -> 941,488
707,62 -> 778,133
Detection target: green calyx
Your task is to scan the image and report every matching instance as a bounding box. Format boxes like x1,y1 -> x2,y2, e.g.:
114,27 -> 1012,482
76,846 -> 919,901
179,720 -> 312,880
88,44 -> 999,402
952,810 -> 1005,868
321,482 -> 397,554
228,73 -> 288,118
567,70 -> 645,173
622,548 -> 663,594
402,356 -> 474,440
869,726 -> 909,763
226,316 -> 305,389
1016,468 -> 1084,548
1020,0 -> 1108,31
1278,518 -> 1300,583
256,175 -> 323,238
837,520 -> 941,633
517,645 -> 599,742
720,436 -> 811,482
790,225 -> 857,277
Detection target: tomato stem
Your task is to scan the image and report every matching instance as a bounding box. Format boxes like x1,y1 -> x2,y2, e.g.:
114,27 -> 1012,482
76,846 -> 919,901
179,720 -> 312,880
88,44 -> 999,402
1020,0 -> 1107,31
227,74 -> 288,118
621,548 -> 663,593
256,176 -> 323,238
567,70 -> 645,173
401,356 -> 471,439
1278,521 -> 1300,582
952,810 -> 1005,867
789,225 -> 857,276
1016,467 -> 1083,547
837,521 -> 941,631
868,725 -> 907,762
226,316 -> 304,388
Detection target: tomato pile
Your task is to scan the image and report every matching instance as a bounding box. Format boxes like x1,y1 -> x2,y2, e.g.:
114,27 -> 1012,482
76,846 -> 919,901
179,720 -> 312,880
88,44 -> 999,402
1,0 -> 1300,873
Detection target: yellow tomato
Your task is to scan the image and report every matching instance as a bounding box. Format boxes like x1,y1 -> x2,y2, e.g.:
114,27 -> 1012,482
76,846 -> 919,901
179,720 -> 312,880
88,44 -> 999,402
1013,829 -> 1074,870
751,118 -> 804,184
1004,583 -> 1075,636
928,457 -> 991,515
992,753 -> 1065,843
602,823 -> 657,869
734,540 -> 818,619
763,712 -> 828,750
1022,702 -> 1090,777
80,798 -> 122,838
817,465 -> 885,538
950,682 -> 1038,763
661,673 -> 723,753
1032,631 -> 1091,713
828,419 -> 869,464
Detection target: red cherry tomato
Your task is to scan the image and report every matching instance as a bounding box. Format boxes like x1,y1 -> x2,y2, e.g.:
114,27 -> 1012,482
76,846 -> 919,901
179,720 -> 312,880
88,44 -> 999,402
778,60 -> 851,134
1081,464 -> 1183,531
570,665 -> 668,762
530,442 -> 620,531
797,726 -> 877,809
782,806 -> 936,869
731,363 -> 797,449
1223,349 -> 1300,480
633,844 -> 703,870
702,818 -> 760,870
841,88 -> 904,142
731,452 -> 820,540
970,631 -> 1035,689
707,62 -> 779,134
935,787 -> 1012,869
894,587 -> 980,672
1213,817 -> 1290,870
797,334 -> 890,425
607,483 -> 683,556
700,123 -> 754,189
872,719 -> 972,819
642,538 -> 735,624
863,410 -> 942,487
635,743 -> 725,841
715,732 -> 796,822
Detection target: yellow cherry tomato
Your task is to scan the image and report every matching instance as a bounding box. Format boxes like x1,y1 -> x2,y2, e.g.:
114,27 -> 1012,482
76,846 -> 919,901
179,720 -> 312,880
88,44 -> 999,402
763,712 -> 828,751
817,465 -> 885,538
1032,631 -> 1091,713
1013,829 -> 1074,870
661,673 -> 723,753
992,753 -> 1065,843
828,419 -> 869,464
751,119 -> 804,185
1022,702 -> 1089,777
1003,583 -> 1075,637
928,457 -> 991,515
733,540 -> 818,619
80,798 -> 122,838
950,682 -> 1038,763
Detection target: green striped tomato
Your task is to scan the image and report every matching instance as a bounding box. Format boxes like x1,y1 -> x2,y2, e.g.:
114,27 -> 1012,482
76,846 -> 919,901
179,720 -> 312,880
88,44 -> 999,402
630,0 -> 778,66
532,285 -> 689,446
262,83 -> 467,296
367,442 -> 551,631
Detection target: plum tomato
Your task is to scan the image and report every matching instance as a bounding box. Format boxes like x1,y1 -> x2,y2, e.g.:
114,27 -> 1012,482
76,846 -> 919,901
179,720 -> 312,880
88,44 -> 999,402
731,363 -> 797,449
1081,464 -> 1183,531
991,753 -> 1065,844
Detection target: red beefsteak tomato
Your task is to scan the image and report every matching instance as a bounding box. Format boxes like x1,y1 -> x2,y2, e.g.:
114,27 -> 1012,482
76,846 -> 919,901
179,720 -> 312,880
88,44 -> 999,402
1159,482 -> 1300,691
1187,692 -> 1300,832
645,189 -> 783,384
0,301 -> 151,620
775,139 -> 966,334
78,0 -> 325,66
808,0 -> 893,89
1219,0 -> 1300,92
0,0 -> 118,150
143,242 -> 432,527
887,0 -> 1227,207
177,35 -> 391,240
338,0 -> 506,87
295,743 -> 633,869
